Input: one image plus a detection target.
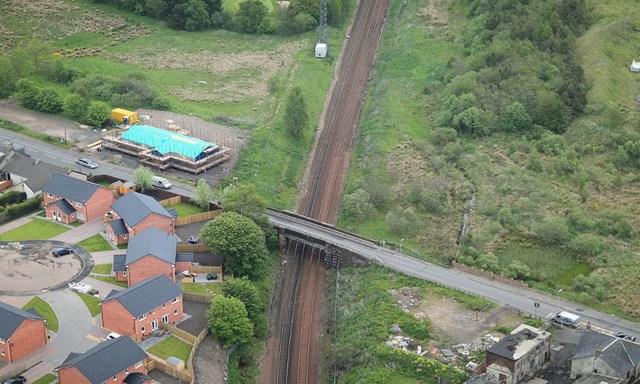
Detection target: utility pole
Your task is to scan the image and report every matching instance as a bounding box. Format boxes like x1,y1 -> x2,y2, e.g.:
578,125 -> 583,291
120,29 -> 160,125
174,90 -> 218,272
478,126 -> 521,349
315,0 -> 329,58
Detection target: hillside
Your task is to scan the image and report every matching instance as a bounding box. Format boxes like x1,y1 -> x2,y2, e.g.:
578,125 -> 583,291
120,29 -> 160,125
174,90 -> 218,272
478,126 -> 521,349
340,0 -> 640,319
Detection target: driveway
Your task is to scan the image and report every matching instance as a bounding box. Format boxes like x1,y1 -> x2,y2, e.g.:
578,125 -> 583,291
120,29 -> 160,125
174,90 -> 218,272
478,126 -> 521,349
51,218 -> 105,244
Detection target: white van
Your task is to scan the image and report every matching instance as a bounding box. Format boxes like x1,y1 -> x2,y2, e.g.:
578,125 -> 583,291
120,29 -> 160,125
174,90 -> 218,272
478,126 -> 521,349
551,311 -> 580,328
152,176 -> 172,190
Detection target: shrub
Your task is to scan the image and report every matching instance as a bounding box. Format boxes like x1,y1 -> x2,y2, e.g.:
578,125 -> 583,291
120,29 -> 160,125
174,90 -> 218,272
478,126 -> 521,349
35,88 -> 64,113
0,191 -> 26,206
15,79 -> 41,110
532,217 -> 571,245
431,127 -> 458,147
64,93 -> 89,121
385,206 -> 419,236
568,233 -> 603,258
151,96 -> 172,110
341,189 -> 376,220
6,197 -> 41,218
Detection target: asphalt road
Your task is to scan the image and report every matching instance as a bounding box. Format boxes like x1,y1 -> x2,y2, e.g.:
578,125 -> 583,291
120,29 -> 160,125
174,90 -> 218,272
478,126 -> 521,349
3,129 -> 639,339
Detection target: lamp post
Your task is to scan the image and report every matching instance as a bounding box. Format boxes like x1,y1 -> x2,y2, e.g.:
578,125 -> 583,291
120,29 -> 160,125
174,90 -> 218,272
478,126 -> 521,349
399,238 -> 405,252
556,289 -> 563,308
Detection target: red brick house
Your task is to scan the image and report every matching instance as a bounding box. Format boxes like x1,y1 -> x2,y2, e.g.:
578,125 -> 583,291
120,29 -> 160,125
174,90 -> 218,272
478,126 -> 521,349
105,191 -> 176,245
0,301 -> 47,363
42,173 -> 115,224
56,336 -> 152,384
100,275 -> 184,341
113,227 -> 193,286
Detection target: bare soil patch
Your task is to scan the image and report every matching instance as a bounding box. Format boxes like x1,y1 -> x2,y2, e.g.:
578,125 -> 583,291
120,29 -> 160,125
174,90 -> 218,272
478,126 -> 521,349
0,245 -> 84,293
389,287 -> 517,344
417,0 -> 449,26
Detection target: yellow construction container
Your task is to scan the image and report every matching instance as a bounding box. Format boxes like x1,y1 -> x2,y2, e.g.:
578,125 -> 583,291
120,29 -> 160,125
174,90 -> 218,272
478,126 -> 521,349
111,108 -> 138,124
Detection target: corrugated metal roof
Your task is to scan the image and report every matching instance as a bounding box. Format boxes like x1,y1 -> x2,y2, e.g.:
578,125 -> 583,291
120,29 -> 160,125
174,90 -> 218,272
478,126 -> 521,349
101,275 -> 182,317
121,125 -> 218,159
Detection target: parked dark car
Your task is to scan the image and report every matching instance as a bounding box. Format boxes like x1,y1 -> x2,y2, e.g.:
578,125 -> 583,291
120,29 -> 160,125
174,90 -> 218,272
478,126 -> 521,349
4,376 -> 27,384
76,157 -> 98,169
52,247 -> 74,257
614,332 -> 637,342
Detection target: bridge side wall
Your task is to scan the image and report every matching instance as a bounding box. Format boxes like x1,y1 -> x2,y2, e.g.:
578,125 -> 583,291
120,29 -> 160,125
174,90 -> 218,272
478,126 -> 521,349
324,244 -> 374,269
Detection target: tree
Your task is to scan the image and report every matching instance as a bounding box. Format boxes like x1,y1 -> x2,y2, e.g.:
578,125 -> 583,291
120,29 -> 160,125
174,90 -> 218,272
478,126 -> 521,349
145,0 -> 168,19
532,217 -> 571,245
207,295 -> 253,348
284,87 -> 309,138
341,189 -> 375,220
501,102 -> 533,132
64,93 -> 89,121
234,0 -> 268,34
0,56 -> 17,98
222,276 -> 265,321
193,178 -> 215,209
35,89 -> 64,113
83,101 -> 110,127
24,39 -> 49,73
569,233 -> 603,258
184,0 -> 212,31
200,212 -> 269,280
15,79 -> 41,110
216,183 -> 267,220
132,166 -> 154,191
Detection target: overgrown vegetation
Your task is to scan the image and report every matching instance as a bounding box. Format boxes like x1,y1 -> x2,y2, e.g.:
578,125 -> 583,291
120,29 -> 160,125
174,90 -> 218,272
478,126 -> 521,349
325,266 -> 475,383
340,0 -> 640,319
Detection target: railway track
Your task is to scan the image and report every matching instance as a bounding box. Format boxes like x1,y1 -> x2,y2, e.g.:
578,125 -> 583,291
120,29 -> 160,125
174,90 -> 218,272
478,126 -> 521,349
262,0 -> 390,382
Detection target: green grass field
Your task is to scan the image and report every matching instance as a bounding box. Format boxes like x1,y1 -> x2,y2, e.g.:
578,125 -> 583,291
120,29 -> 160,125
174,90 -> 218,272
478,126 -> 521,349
90,275 -> 128,288
22,297 -> 58,332
31,374 -> 57,384
91,263 -> 113,275
78,234 -> 113,252
169,203 -> 205,217
74,292 -> 102,317
0,219 -> 69,241
181,282 -> 222,296
147,336 -> 192,362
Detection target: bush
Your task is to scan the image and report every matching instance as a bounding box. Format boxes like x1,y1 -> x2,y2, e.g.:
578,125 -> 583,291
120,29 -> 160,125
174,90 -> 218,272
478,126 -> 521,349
0,191 -> 26,206
35,88 -> 64,113
64,93 -> 89,121
568,233 -> 603,258
532,217 -> 571,245
15,79 -> 41,110
385,206 -> 419,236
341,189 -> 376,220
151,96 -> 172,110
6,197 -> 41,218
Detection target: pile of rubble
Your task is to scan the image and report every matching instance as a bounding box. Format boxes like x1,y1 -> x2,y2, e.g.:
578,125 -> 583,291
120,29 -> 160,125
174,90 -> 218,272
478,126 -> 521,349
451,333 -> 501,356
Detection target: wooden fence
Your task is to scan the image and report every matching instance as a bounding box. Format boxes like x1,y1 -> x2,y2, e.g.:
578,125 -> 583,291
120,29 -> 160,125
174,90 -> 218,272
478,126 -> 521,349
176,210 -> 221,226
191,265 -> 222,274
148,353 -> 194,383
177,243 -> 208,252
160,322 -> 197,344
186,327 -> 209,380
159,196 -> 182,207
183,292 -> 214,303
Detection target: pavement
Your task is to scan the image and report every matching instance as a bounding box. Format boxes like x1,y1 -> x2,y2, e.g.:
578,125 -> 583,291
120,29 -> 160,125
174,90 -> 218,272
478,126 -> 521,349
51,218 -> 106,243
0,216 -> 32,234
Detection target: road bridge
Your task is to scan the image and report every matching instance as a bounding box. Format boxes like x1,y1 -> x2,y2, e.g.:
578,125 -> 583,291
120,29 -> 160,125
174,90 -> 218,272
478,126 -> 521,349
266,208 -> 640,337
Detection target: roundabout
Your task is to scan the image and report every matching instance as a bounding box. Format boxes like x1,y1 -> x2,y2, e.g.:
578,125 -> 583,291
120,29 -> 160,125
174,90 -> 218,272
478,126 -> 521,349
0,241 -> 94,296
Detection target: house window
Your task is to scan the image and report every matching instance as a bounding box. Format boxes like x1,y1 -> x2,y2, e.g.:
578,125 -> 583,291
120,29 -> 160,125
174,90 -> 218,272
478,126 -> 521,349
113,375 -> 117,380
123,271 -> 127,276
0,338 -> 4,343
162,314 -> 169,323
141,326 -> 146,333
162,304 -> 166,309
138,314 -> 146,320
47,193 -> 52,198
125,369 -> 128,374
135,361 -> 143,368
172,297 -> 179,303
123,234 -> 128,239
151,309 -> 156,314
77,212 -> 84,220
75,202 -> 82,208
0,349 -> 4,356
174,309 -> 178,315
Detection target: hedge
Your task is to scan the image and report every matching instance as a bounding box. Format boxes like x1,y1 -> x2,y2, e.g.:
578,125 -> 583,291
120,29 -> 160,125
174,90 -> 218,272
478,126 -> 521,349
5,197 -> 41,218
0,191 -> 26,206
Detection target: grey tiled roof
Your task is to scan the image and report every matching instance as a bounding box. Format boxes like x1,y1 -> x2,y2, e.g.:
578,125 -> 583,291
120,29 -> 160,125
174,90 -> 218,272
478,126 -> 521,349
53,199 -> 76,215
42,173 -> 106,203
101,275 -> 182,317
573,331 -> 640,377
125,227 -> 177,266
0,151 -> 66,193
166,208 -> 178,218
57,336 -> 147,383
176,253 -> 194,262
113,254 -> 126,272
124,372 -> 154,384
109,219 -> 128,236
0,301 -> 44,339
111,192 -> 172,228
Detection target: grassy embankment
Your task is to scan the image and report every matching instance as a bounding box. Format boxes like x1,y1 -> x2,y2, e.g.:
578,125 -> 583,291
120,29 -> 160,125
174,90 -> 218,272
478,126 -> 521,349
22,297 -> 58,332
339,0 -> 640,320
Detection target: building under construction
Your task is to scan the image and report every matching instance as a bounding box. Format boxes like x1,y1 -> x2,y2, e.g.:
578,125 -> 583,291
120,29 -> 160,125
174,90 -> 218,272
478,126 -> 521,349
102,125 -> 230,174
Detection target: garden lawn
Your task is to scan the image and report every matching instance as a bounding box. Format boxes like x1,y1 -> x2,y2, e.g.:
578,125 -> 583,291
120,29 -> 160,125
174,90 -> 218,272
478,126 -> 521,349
78,234 -> 113,252
169,203 -> 205,217
0,219 -> 69,241
181,282 -> 222,296
31,374 -> 57,384
92,263 -> 113,274
74,292 -> 102,317
22,297 -> 58,332
147,336 -> 192,362
90,275 -> 128,288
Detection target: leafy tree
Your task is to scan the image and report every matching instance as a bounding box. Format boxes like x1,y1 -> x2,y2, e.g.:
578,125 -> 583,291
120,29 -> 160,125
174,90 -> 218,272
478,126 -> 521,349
222,276 -> 265,321
234,0 -> 268,34
64,93 -> 88,121
501,102 -> 532,132
0,56 -> 17,98
385,206 -> 419,237
207,295 -> 253,348
293,13 -> 316,33
184,0 -> 212,31
35,89 -> 64,113
151,96 -> 172,110
145,0 -> 168,19
132,166 -> 154,191
284,87 -> 309,137
15,79 -> 41,110
216,183 -> 267,220
193,178 -> 215,209
24,40 -> 49,73
341,189 -> 375,220
453,106 -> 490,136
532,217 -> 571,245
83,101 -> 110,127
200,212 -> 269,280
42,58 -> 79,84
